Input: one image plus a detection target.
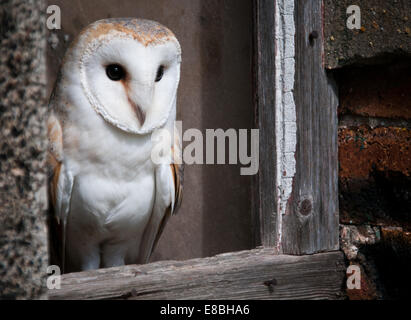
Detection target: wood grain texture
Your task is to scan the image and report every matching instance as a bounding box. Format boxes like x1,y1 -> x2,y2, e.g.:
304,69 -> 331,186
49,249 -> 346,300
253,0 -> 278,247
281,0 -> 339,254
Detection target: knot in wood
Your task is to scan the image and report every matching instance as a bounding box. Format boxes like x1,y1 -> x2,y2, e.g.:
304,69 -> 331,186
299,198 -> 312,216
263,278 -> 277,293
309,30 -> 319,45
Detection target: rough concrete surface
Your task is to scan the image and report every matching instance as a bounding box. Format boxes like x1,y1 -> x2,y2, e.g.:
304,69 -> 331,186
0,0 -> 49,299
324,0 -> 411,69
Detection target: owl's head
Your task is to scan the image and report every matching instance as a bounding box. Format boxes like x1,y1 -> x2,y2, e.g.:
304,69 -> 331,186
62,18 -> 181,135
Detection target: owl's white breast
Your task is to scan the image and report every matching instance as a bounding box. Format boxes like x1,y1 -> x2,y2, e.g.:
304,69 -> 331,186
58,79 -> 159,244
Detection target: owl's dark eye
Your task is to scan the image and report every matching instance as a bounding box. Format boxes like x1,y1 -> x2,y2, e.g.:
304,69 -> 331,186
106,64 -> 125,81
155,65 -> 164,82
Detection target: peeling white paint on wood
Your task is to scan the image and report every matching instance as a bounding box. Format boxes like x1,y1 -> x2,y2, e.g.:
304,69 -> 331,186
275,0 -> 296,252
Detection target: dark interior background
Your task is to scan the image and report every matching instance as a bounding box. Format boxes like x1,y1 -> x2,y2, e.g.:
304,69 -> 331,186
46,0 -> 254,261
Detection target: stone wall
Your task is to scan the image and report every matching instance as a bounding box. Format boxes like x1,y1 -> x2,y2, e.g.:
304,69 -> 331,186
325,1 -> 411,299
336,62 -> 411,299
0,0 -> 48,299
324,0 -> 411,69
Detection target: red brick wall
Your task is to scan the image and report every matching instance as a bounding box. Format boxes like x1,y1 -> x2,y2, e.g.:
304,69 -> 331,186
337,60 -> 411,299
338,61 -> 411,228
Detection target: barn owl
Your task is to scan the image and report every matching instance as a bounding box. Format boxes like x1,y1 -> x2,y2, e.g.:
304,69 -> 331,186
47,18 -> 183,273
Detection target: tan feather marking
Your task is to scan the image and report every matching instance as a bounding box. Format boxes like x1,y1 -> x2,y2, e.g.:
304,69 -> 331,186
151,206 -> 172,254
47,116 -> 64,208
83,20 -> 175,47
47,151 -> 59,171
50,159 -> 61,209
48,119 -> 62,148
171,123 -> 184,213
47,116 -> 63,160
170,148 -> 183,213
172,164 -> 183,212
170,161 -> 176,186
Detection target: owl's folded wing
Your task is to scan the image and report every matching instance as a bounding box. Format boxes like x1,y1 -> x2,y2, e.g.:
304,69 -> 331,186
170,125 -> 184,214
47,115 -> 74,273
139,125 -> 184,262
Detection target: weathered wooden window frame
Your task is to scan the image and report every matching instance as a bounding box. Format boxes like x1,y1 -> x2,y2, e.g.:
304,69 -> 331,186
49,0 -> 345,300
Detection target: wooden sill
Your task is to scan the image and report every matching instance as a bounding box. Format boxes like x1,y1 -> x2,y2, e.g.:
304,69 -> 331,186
49,248 -> 346,300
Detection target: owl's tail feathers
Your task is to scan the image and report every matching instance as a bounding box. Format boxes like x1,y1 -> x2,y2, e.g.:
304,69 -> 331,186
47,194 -> 65,273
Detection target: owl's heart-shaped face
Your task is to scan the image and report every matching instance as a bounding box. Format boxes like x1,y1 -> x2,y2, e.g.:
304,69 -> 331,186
76,19 -> 181,135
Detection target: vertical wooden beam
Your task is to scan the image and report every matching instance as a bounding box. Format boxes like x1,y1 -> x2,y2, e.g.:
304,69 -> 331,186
281,0 -> 339,254
253,0 -> 278,247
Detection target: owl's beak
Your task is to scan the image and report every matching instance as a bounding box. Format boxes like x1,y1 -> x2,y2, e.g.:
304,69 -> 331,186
127,96 -> 146,126
123,80 -> 154,127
